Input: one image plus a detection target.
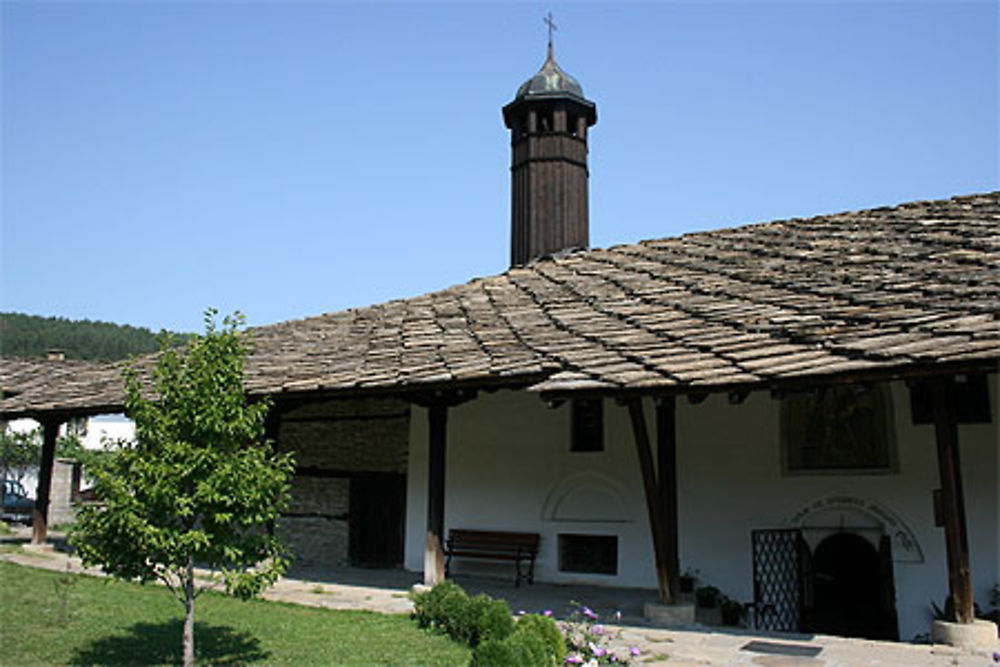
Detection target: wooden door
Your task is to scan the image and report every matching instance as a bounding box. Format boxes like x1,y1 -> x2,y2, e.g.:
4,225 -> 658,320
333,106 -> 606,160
349,473 -> 406,568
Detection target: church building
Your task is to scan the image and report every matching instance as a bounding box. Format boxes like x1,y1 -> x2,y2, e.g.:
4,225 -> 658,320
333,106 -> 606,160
2,38 -> 997,645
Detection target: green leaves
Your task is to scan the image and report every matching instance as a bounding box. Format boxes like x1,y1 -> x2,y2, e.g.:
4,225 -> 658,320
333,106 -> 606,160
0,426 -> 40,482
71,309 -> 294,606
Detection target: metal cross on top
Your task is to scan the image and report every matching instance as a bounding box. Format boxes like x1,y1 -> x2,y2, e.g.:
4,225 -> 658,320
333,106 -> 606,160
544,12 -> 557,48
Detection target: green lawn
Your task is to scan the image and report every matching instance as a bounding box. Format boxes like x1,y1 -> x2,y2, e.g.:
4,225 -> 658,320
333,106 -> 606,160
0,560 -> 469,666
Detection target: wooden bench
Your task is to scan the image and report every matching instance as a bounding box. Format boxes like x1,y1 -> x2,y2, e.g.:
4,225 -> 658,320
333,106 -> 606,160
444,529 -> 540,586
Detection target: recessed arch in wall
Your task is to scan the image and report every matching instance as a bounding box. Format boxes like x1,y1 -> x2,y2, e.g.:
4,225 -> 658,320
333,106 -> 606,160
787,495 -> 923,563
541,471 -> 633,523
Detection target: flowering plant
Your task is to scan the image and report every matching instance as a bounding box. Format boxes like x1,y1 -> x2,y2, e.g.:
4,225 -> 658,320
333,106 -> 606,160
559,601 -> 639,665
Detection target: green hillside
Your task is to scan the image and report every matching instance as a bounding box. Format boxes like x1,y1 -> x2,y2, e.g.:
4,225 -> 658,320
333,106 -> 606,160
0,312 -> 191,361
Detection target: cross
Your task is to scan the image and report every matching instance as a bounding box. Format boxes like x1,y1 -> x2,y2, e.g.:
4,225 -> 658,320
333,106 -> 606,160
544,12 -> 557,48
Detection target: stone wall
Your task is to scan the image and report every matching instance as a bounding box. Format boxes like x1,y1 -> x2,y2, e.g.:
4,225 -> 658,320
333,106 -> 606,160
48,458 -> 80,526
275,397 -> 409,568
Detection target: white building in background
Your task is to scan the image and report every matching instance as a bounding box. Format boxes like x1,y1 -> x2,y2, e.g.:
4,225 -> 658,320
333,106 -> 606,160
4,414 -> 135,496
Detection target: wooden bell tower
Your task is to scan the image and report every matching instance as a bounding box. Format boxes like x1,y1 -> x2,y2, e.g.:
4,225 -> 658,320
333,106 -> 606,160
502,23 -> 597,267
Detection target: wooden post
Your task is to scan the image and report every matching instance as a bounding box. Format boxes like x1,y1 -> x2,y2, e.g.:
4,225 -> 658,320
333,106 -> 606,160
425,402 -> 448,585
32,418 -> 60,545
626,397 -> 673,604
656,396 -> 681,602
930,377 -> 974,624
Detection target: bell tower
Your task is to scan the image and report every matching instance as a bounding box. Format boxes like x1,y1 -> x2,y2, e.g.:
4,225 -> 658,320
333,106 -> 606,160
502,21 -> 597,267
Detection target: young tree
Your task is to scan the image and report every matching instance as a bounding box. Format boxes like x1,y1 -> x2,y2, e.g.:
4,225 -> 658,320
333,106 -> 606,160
72,311 -> 294,667
0,426 -> 40,484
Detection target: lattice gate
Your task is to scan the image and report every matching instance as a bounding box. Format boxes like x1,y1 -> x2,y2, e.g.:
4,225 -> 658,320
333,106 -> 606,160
751,528 -> 811,632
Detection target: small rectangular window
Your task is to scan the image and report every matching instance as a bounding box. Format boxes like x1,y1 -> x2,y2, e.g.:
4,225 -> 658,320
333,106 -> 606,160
908,374 -> 992,425
571,399 -> 603,452
559,534 -> 617,575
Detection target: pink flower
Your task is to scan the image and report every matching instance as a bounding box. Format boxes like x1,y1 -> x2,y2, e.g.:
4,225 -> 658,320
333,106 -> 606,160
583,606 -> 599,619
629,647 -> 641,657
588,642 -> 606,657
565,656 -> 583,664
543,609 -> 553,617
592,624 -> 605,635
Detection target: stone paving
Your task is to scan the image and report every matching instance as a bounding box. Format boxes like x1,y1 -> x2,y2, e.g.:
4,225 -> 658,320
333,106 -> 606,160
2,529 -> 997,666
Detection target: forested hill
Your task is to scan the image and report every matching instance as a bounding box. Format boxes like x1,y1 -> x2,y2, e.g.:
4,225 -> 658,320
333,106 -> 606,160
0,312 -> 191,361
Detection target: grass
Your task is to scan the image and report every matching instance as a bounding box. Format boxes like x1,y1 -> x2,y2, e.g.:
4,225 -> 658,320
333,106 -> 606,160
50,522 -> 78,532
0,561 -> 470,665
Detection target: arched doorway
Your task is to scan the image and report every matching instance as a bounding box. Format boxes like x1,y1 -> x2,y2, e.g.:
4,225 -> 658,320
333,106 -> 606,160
809,532 -> 897,639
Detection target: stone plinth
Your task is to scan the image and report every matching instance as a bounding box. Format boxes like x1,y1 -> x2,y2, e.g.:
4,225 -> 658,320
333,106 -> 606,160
643,601 -> 696,627
931,619 -> 999,649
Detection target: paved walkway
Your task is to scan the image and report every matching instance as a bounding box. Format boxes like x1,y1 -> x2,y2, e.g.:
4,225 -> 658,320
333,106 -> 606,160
2,529 -> 997,666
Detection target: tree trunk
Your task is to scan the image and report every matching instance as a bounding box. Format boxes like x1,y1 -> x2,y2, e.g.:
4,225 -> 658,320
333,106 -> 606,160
183,557 -> 195,667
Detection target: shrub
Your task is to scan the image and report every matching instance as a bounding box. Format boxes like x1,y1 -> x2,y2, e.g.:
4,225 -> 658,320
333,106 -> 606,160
471,631 -> 549,667
467,593 -> 514,645
514,614 -> 566,664
411,582 -> 514,647
411,580 -> 468,632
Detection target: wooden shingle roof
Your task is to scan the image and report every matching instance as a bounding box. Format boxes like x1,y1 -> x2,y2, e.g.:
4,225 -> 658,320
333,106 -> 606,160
0,357 -> 123,416
3,191 -> 998,417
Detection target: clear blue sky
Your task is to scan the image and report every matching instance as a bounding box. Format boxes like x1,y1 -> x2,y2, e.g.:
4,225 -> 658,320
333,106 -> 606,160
2,1 -> 997,334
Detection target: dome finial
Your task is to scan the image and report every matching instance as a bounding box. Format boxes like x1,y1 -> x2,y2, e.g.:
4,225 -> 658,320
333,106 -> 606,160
544,12 -> 557,61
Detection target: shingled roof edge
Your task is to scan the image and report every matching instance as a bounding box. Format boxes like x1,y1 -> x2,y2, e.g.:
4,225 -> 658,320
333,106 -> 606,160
2,190 -> 998,420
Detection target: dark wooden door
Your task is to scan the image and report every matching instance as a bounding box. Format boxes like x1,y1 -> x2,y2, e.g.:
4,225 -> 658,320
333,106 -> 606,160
349,473 -> 406,568
811,532 -> 894,639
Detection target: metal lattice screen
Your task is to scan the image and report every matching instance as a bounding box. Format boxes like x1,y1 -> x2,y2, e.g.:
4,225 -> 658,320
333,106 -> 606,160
751,528 -> 807,632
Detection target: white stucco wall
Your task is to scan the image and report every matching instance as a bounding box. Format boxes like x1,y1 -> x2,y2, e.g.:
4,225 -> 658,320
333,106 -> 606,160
674,378 -> 998,641
405,391 -> 657,588
404,372 -> 998,642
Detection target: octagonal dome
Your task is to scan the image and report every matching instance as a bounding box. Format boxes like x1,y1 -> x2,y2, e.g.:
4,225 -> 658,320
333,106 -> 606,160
514,45 -> 587,101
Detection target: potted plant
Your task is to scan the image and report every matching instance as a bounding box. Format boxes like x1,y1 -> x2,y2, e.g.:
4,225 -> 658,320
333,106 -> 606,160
720,598 -> 744,626
679,568 -> 699,594
695,585 -> 721,609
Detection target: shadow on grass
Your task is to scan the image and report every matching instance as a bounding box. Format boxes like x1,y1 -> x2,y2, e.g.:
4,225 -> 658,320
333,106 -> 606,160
69,619 -> 270,665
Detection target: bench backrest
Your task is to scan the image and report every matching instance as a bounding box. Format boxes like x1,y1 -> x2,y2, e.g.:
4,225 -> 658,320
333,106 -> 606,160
448,529 -> 540,552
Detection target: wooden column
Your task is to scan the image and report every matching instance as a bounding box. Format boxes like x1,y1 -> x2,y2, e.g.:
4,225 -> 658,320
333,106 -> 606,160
425,402 -> 448,585
930,377 -> 974,623
625,397 -> 673,604
656,396 -> 681,602
32,418 -> 60,545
